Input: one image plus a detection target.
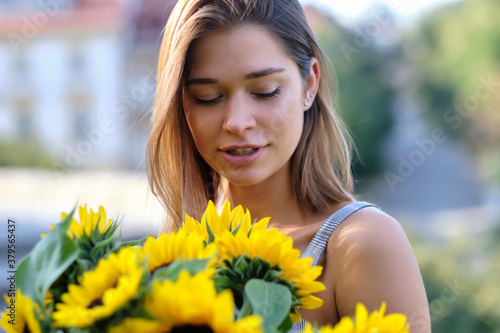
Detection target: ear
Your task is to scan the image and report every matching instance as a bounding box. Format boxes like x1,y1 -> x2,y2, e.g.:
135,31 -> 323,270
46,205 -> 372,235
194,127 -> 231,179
303,57 -> 320,111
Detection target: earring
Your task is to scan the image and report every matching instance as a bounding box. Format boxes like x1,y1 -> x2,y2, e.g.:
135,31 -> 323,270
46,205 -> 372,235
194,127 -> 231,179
304,94 -> 314,107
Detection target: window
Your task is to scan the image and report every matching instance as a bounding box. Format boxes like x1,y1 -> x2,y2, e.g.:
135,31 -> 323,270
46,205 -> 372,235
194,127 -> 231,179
15,98 -> 34,138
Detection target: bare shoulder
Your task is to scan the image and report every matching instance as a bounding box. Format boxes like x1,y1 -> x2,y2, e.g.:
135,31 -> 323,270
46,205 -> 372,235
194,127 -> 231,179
325,206 -> 431,333
328,207 -> 410,258
327,206 -> 416,281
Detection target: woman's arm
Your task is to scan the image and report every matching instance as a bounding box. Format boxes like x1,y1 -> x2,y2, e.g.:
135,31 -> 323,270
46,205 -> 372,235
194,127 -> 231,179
328,207 -> 431,333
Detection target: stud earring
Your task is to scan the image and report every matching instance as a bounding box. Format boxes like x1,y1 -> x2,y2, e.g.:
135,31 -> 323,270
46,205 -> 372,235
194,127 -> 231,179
304,94 -> 314,107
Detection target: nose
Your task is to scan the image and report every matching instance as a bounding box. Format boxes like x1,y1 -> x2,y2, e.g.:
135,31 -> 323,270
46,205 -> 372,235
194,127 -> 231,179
222,94 -> 256,134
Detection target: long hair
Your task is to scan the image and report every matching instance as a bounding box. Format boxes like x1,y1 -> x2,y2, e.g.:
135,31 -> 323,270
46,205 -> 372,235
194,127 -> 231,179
146,0 -> 354,232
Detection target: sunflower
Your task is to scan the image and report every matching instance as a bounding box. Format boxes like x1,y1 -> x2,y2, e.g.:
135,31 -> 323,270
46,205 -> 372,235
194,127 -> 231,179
216,227 -> 326,316
0,291 -> 42,333
42,204 -> 112,238
109,314 -> 262,333
64,204 -> 112,238
108,317 -> 170,333
115,270 -> 262,333
52,246 -> 144,328
182,201 -> 270,243
140,229 -> 217,273
304,302 -> 410,333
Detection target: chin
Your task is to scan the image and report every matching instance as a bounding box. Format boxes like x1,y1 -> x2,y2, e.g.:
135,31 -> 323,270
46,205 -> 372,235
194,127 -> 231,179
222,172 -> 267,187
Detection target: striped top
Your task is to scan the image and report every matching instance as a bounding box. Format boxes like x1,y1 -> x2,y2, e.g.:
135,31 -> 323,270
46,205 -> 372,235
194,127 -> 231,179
289,201 -> 380,332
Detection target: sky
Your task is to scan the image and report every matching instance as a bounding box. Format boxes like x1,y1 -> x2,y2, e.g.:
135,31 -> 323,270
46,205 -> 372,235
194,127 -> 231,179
300,0 -> 456,18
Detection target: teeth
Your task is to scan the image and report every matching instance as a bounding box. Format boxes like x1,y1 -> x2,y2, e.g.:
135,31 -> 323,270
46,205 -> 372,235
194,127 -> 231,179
228,148 -> 257,156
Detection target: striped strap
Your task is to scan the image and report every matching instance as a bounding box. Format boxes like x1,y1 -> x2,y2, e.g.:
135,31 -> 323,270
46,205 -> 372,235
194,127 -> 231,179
289,201 -> 380,333
302,201 -> 379,267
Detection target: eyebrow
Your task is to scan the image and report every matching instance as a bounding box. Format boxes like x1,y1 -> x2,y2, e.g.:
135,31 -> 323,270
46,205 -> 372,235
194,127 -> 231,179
185,67 -> 285,86
245,67 -> 285,80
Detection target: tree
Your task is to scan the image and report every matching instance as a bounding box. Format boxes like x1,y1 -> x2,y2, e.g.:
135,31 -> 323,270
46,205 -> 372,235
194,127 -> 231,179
305,4 -> 397,183
405,0 -> 500,184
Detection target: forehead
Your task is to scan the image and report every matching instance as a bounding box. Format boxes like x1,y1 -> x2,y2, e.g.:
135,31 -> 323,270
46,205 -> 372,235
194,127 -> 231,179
185,24 -> 297,79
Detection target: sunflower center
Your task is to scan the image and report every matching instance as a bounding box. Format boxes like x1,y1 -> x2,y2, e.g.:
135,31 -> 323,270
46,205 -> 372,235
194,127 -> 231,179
151,263 -> 171,275
86,278 -> 119,309
170,325 -> 214,333
87,298 -> 103,309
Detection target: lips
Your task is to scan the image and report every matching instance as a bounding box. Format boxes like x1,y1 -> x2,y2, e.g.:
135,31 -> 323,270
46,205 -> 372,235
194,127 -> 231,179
227,148 -> 258,156
220,144 -> 263,153
219,145 -> 266,166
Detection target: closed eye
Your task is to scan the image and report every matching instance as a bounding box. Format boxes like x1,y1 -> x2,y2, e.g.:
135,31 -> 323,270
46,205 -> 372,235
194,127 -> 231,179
192,95 -> 222,106
253,87 -> 281,100
191,87 -> 281,106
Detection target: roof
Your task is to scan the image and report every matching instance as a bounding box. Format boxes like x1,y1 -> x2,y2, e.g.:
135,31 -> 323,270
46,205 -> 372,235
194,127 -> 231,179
0,0 -> 129,37
132,0 -> 177,44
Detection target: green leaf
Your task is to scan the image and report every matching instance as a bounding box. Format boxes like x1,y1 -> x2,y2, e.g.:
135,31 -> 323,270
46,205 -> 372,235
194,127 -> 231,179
244,279 -> 292,333
73,258 -> 94,279
234,255 -> 250,273
118,234 -> 149,248
17,209 -> 79,306
213,276 -> 234,292
205,215 -> 216,243
237,296 -> 253,319
278,315 -> 293,333
263,268 -> 282,281
90,235 -> 115,258
230,215 -> 246,235
153,259 -> 211,282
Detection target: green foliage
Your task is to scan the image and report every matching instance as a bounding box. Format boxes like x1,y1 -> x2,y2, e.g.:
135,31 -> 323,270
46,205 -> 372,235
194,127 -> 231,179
0,139 -> 55,168
214,256 -> 285,308
7,206 -> 309,333
47,218 -> 146,305
311,11 -> 396,180
404,0 -> 500,185
214,255 -> 301,332
17,210 -> 78,306
153,258 -> 212,281
244,280 -> 292,333
17,206 -> 147,310
410,224 -> 500,333
11,206 -> 156,333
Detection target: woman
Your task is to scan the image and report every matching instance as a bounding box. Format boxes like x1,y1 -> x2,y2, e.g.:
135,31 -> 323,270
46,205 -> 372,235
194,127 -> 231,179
146,0 -> 431,331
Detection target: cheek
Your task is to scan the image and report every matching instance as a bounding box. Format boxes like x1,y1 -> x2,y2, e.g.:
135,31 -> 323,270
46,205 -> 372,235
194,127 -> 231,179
185,112 -> 204,143
267,91 -> 304,135
184,108 -> 220,151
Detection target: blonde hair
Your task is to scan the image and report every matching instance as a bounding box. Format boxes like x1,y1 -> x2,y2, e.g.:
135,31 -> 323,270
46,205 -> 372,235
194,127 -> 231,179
147,0 -> 354,232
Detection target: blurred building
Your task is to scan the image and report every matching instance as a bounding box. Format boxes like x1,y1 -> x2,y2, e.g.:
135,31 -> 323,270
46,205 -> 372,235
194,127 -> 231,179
0,0 -> 175,169
123,0 -> 176,167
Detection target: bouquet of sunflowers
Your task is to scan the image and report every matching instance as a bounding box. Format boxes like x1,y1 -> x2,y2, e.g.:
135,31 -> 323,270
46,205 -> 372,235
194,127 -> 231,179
1,202 -> 410,333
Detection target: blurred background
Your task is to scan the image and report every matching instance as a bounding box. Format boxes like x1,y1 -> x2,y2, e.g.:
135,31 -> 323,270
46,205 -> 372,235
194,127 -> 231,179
1,0 -> 499,331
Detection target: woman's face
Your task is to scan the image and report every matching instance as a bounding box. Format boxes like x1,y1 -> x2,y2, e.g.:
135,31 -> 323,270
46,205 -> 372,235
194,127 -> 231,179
182,24 -> 315,187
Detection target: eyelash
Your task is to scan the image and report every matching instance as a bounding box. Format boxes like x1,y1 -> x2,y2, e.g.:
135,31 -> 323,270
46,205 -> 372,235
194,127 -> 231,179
192,87 -> 282,106
193,96 -> 221,107
255,87 -> 282,100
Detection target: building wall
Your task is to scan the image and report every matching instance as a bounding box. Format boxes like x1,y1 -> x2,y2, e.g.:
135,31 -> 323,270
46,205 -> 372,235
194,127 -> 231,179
0,0 -> 134,168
